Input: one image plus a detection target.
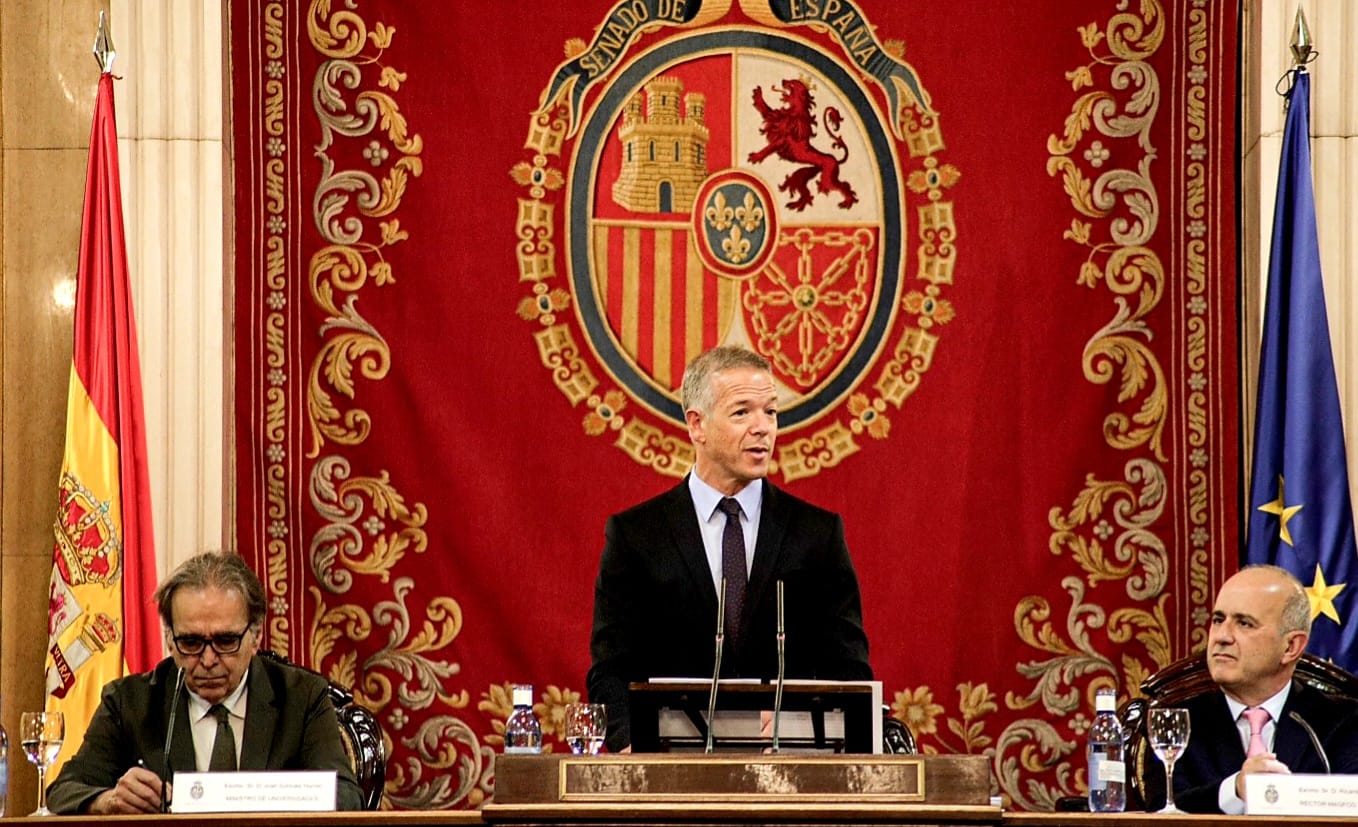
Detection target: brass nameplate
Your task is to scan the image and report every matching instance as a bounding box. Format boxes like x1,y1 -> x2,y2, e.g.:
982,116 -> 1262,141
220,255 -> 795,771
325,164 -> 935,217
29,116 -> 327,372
559,756 -> 927,803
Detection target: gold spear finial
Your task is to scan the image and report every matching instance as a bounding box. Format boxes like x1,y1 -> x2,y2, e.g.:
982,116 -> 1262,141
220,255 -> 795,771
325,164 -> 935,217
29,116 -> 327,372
93,10 -> 116,74
1290,6 -> 1316,70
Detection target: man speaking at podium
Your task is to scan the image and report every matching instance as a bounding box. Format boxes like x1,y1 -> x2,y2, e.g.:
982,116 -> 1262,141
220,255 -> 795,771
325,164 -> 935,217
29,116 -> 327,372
47,552 -> 363,814
587,346 -> 872,751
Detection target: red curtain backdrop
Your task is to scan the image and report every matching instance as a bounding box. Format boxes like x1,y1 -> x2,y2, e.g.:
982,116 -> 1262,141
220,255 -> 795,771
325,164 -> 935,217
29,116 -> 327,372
229,0 -> 1240,810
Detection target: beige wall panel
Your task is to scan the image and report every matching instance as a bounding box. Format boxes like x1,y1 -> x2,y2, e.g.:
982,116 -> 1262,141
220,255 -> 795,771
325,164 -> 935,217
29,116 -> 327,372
1342,137 -> 1358,494
1,552 -> 62,808
0,141 -> 87,816
0,0 -> 104,150
1308,0 -> 1354,137
111,0 -> 227,572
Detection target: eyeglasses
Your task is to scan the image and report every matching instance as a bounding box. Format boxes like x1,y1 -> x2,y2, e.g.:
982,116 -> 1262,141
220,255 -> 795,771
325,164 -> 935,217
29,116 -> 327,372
170,626 -> 253,656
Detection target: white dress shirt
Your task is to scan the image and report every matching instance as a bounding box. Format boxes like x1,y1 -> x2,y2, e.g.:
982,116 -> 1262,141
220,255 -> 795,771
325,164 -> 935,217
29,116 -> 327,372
186,671 -> 249,772
687,472 -> 762,597
1216,682 -> 1291,814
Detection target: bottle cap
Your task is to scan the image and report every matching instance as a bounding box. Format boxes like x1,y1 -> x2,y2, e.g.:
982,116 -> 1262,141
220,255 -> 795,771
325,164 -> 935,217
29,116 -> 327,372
512,685 -> 533,707
1095,690 -> 1117,712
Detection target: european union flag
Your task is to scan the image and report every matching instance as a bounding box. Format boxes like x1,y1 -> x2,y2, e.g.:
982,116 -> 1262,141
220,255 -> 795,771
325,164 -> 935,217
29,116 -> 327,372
1246,70 -> 1358,671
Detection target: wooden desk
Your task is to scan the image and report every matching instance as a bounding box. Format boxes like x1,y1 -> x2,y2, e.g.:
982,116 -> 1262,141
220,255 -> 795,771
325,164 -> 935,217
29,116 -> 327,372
486,753 -> 994,825
0,814 -> 479,827
7,806 -> 1358,826
1005,814 -> 1358,827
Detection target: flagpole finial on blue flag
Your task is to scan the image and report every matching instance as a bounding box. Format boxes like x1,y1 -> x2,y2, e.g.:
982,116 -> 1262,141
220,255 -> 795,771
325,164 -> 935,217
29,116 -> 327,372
1290,7 -> 1316,69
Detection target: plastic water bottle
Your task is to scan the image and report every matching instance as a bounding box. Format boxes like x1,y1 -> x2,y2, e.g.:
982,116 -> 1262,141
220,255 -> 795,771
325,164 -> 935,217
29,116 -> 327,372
1087,687 -> 1125,812
503,684 -> 543,754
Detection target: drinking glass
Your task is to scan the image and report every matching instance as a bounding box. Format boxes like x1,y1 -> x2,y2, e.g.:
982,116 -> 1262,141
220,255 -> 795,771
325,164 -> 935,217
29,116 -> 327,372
1148,707 -> 1190,813
565,703 -> 607,755
20,711 -> 64,816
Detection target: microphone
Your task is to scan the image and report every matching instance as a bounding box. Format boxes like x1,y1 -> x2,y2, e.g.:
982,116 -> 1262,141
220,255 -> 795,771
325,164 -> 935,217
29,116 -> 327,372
771,580 -> 786,753
160,667 -> 186,812
705,582 -> 726,754
1289,710 -> 1331,774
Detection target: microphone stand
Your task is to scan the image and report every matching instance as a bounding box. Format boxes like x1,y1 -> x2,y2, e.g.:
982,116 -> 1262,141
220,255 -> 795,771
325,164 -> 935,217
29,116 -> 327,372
1289,710 -> 1331,773
705,584 -> 726,754
771,580 -> 785,753
161,667 -> 186,812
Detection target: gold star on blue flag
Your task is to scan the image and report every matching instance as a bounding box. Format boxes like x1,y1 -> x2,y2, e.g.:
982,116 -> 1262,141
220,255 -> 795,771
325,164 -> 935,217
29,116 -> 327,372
1306,564 -> 1346,625
1256,475 -> 1303,545
1246,70 -> 1358,670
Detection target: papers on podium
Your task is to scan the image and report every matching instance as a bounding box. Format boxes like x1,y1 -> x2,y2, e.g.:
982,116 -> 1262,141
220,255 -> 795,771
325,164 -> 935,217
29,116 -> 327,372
170,770 -> 338,812
1245,773 -> 1358,816
643,678 -> 882,753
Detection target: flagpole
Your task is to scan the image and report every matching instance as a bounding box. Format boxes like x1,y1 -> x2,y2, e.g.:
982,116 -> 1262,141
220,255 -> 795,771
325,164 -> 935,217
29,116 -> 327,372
45,8 -> 160,779
1244,5 -> 1358,671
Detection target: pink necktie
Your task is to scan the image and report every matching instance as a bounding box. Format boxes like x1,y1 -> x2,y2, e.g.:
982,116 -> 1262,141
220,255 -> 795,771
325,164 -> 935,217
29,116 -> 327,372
1243,707 -> 1271,757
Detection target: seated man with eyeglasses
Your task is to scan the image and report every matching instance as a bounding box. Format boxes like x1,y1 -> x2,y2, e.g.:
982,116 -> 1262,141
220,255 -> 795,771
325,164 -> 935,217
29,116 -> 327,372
47,552 -> 363,814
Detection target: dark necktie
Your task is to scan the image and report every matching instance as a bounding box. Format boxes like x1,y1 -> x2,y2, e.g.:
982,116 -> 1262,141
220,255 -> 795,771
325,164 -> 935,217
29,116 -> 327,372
718,497 -> 747,643
208,703 -> 238,771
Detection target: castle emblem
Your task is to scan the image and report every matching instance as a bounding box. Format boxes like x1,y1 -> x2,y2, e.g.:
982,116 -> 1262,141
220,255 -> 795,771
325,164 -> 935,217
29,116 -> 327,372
612,77 -> 710,214
513,0 -> 959,480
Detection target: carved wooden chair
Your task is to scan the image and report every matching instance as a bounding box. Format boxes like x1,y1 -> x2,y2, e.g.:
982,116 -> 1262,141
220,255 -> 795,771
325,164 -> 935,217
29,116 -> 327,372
257,650 -> 387,810
1118,651 -> 1358,811
882,706 -> 917,754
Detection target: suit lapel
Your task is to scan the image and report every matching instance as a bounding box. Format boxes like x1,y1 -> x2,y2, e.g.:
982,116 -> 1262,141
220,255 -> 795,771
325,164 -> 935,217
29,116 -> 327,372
169,690 -> 197,775
665,479 -> 720,614
743,481 -> 787,642
1208,694 -> 1246,771
238,658 -> 278,770
1274,682 -> 1314,769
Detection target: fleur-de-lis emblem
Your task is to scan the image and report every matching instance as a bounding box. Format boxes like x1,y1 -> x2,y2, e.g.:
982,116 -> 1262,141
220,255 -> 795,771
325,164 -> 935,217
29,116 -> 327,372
734,192 -> 764,232
722,226 -> 752,263
706,190 -> 765,264
705,191 -> 736,231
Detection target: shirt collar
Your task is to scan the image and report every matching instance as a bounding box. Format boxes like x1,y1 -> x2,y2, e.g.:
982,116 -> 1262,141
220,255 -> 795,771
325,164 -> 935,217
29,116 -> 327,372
187,667 -> 251,722
688,472 -> 763,521
1223,680 -> 1291,723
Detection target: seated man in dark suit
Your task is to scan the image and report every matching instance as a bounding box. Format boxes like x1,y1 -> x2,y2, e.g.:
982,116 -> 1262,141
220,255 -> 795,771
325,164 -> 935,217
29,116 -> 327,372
587,346 -> 872,751
47,551 -> 363,813
1172,564 -> 1358,813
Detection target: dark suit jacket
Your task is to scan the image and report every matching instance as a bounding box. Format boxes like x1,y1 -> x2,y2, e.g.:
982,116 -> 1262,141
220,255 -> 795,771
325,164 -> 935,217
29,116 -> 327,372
47,655 -> 363,813
1162,680 -> 1358,813
586,478 -> 872,750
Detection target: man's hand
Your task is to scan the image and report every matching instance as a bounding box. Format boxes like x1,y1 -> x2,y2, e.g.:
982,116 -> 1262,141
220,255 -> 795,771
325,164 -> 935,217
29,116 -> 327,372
89,765 -> 168,814
1235,752 -> 1291,799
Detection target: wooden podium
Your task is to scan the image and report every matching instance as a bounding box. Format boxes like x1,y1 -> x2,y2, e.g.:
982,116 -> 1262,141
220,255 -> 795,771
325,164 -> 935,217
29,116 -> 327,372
485,753 -> 999,826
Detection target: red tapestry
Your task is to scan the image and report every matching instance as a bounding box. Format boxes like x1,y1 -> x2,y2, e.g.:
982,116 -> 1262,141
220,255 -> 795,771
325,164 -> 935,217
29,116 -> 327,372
229,0 -> 1240,810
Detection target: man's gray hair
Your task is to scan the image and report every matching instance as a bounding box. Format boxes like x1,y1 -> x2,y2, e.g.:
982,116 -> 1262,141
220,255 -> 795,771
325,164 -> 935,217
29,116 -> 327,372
153,551 -> 268,630
680,346 -> 772,415
1242,563 -> 1311,636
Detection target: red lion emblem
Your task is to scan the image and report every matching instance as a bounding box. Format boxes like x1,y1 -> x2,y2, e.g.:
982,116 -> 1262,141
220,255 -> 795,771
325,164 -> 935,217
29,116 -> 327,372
747,78 -> 857,211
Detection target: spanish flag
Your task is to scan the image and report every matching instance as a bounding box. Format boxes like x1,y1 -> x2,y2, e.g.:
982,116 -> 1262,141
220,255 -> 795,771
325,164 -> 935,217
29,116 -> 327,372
45,72 -> 159,776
